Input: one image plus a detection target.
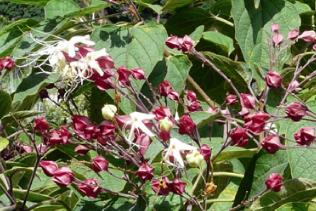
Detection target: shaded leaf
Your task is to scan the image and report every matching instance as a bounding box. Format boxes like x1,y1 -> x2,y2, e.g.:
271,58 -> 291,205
0,91 -> 12,119
202,31 -> 235,55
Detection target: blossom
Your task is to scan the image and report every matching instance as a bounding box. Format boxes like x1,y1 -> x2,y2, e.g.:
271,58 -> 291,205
285,102 -> 308,121
199,144 -> 211,161
265,173 -> 283,192
288,29 -> 299,40
294,127 -> 315,146
298,30 -> 316,43
39,160 -> 58,176
185,90 -> 201,112
152,106 -> 172,120
158,80 -> 179,101
34,117 -> 49,134
135,133 -> 151,156
186,150 -> 204,167
226,94 -> 238,105
136,162 -> 154,181
77,178 -> 102,198
265,70 -> 282,88
163,138 -> 197,168
178,114 -> 196,136
229,127 -> 249,147
123,112 -> 155,145
74,145 -> 90,156
52,167 -> 74,186
0,57 -> 14,71
151,177 -> 170,195
240,93 -> 256,109
48,126 -> 71,145
170,178 -> 186,195
261,135 -> 284,154
101,104 -> 117,120
131,68 -> 145,80
244,112 -> 270,134
91,156 -> 109,172
271,24 -> 280,32
72,115 -> 98,140
272,33 -> 283,46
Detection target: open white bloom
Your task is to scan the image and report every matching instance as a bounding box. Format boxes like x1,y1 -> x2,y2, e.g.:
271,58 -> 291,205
123,112 -> 156,145
163,138 -> 197,169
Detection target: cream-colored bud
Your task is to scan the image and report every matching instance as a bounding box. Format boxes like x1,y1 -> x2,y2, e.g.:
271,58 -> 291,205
159,118 -> 173,132
102,104 -> 117,120
185,150 -> 204,168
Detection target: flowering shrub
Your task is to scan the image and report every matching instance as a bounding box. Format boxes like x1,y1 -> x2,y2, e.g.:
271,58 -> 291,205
1,0 -> 316,210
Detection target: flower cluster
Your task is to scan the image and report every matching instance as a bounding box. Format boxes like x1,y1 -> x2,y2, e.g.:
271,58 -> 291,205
0,56 -> 14,72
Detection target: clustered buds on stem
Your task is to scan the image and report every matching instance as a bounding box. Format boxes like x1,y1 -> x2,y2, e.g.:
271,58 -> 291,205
265,173 -> 283,192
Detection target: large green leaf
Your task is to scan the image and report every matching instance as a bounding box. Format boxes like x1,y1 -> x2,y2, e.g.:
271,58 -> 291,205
0,91 -> 12,119
92,23 -> 167,90
44,0 -> 80,19
5,0 -> 49,6
0,137 -> 9,152
162,0 -> 193,12
231,0 -> 303,70
250,178 -> 316,210
202,31 -> 234,55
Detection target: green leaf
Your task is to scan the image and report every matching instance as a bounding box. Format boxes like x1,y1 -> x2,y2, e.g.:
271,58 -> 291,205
190,111 -> 219,127
231,0 -> 302,70
12,72 -> 59,111
144,138 -> 164,163
250,178 -> 316,210
44,0 -> 80,19
135,0 -> 162,14
0,91 -> 12,119
165,55 -> 192,93
4,0 -> 49,6
276,202 -> 316,211
189,25 -> 204,43
1,111 -> 43,125
0,137 -> 9,152
209,182 -> 238,210
202,31 -> 235,55
13,188 -> 52,202
65,0 -> 109,18
162,0 -> 193,12
92,23 -> 167,90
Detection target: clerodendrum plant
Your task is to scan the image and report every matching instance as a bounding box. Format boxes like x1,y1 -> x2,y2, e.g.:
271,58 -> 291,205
1,0 -> 316,210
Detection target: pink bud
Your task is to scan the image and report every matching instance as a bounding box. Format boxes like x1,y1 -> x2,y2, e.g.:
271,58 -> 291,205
135,133 -> 151,155
97,121 -> 116,145
271,24 -> 280,32
74,145 -> 90,156
159,80 -> 173,97
288,80 -> 300,93
165,36 -> 180,50
131,68 -> 145,80
244,112 -> 270,134
152,106 -> 172,120
39,160 -> 58,176
0,57 -> 14,70
272,33 -> 284,46
229,127 -> 249,147
285,102 -> 308,121
52,167 -> 74,186
77,178 -> 101,198
136,162 -> 154,181
151,177 -> 170,195
294,127 -> 315,146
186,90 -> 201,112
199,144 -> 211,161
298,30 -> 316,43
261,135 -> 283,154
265,173 -> 283,192
34,117 -> 49,134
167,90 -> 180,101
72,115 -> 98,140
91,156 -> 109,172
226,94 -> 238,105
96,56 -> 114,70
170,178 -> 186,195
178,115 -> 196,136
265,70 -> 282,88
288,29 -> 299,40
240,93 -> 256,109
117,66 -> 131,87
89,73 -> 114,91
178,35 -> 194,52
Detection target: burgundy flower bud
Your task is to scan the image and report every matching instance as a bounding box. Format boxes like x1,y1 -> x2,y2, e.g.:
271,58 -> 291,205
0,57 -> 14,70
178,115 -> 196,136
115,115 -> 131,128
34,117 -> 49,134
288,80 -> 300,93
96,56 -> 114,70
48,126 -> 71,145
285,102 -> 308,121
272,33 -> 283,46
178,35 -> 194,52
167,90 -> 180,102
152,106 -> 172,120
159,130 -> 171,142
158,80 -> 179,101
298,30 -> 316,43
77,178 -> 101,198
135,133 -> 151,156
72,115 -> 98,140
170,178 -> 186,195
229,127 -> 249,147
288,29 -> 299,40
97,121 -> 116,145
199,144 -> 211,161
186,90 -> 201,112
91,156 -> 109,172
294,127 -> 315,146
151,177 -> 170,195
265,173 -> 283,192
20,144 -> 33,153
39,160 -> 58,176
226,94 -> 238,105
271,24 -> 279,32
244,112 -> 270,134
75,145 -> 90,156
131,68 -> 145,80
90,73 -> 114,91
265,70 -> 282,88
117,66 -> 131,87
39,89 -> 49,99
136,162 -> 154,181
261,135 -> 283,154
37,144 -> 48,154
165,36 -> 180,49
52,167 -> 74,186
240,93 -> 256,109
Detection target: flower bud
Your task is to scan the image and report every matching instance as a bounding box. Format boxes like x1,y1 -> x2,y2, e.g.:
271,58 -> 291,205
131,68 -> 145,80
91,156 -> 109,172
261,135 -> 283,154
34,117 -> 49,134
77,178 -> 101,198
151,176 -> 170,195
136,162 -> 154,181
240,93 -> 256,109
178,115 -> 196,136
48,126 -> 71,146
39,160 -> 58,176
272,33 -> 283,46
294,127 -> 315,146
204,182 -> 217,196
226,94 -> 238,105
74,145 -> 90,156
288,29 -> 299,40
186,150 -> 204,167
199,144 -> 211,161
135,133 -> 151,155
285,102 -> 308,121
265,173 -> 283,192
178,35 -> 194,52
159,117 -> 173,132
229,127 -> 249,147
165,36 -> 180,49
101,104 -> 117,121
288,80 -> 300,93
170,178 -> 186,195
265,70 -> 282,88
117,66 -> 131,87
244,112 -> 270,134
298,30 -> 316,43
271,24 -> 279,32
0,57 -> 14,70
52,167 -> 74,186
